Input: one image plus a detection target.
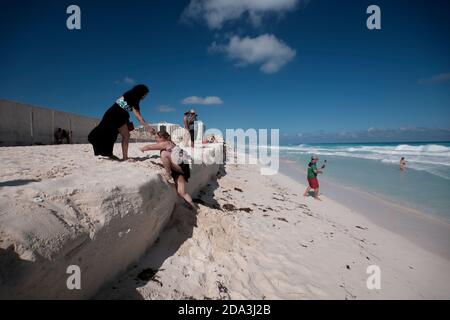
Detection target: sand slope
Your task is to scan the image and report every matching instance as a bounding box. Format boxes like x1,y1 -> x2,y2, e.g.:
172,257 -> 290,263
97,163 -> 450,300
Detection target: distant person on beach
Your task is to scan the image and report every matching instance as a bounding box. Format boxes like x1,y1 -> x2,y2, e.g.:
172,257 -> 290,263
139,131 -> 196,211
303,155 -> 323,201
88,84 -> 155,161
55,128 -> 71,144
400,157 -> 407,171
183,109 -> 197,148
62,129 -> 70,144
54,128 -> 63,144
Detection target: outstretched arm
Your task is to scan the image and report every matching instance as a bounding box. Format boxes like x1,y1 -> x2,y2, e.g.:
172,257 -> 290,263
133,108 -> 155,134
140,142 -> 166,152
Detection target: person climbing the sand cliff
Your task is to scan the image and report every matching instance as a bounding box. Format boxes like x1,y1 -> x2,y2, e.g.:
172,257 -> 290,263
88,84 -> 155,161
139,131 -> 197,211
303,155 -> 324,201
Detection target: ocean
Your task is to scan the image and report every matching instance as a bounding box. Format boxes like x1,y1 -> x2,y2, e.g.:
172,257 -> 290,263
278,142 -> 450,221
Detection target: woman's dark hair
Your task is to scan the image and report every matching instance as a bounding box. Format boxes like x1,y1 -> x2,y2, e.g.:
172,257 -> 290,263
157,131 -> 171,141
125,84 -> 149,100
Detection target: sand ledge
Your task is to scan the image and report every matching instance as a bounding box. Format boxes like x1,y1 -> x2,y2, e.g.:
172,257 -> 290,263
0,143 -> 221,299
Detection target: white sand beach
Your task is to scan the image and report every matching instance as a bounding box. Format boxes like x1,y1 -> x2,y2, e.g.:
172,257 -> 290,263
1,143 -> 449,299
97,148 -> 450,299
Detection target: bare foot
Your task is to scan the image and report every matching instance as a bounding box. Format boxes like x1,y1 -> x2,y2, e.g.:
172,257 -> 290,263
303,193 -> 309,197
314,197 -> 322,201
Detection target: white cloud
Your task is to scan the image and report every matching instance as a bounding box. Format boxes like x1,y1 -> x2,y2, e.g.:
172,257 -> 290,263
156,105 -> 176,113
210,34 -> 296,74
115,76 -> 136,85
182,96 -> 224,105
419,72 -> 450,84
182,0 -> 303,29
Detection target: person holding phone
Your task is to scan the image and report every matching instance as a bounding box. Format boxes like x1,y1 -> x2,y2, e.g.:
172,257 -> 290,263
303,155 -> 324,201
183,109 -> 197,148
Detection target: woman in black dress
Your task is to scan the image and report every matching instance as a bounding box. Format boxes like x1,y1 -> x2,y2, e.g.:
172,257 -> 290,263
88,84 -> 155,161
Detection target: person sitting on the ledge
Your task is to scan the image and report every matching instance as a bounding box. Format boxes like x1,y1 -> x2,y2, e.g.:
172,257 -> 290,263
140,131 -> 197,211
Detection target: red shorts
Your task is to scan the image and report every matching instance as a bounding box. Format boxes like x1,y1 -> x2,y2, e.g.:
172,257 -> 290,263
307,177 -> 319,189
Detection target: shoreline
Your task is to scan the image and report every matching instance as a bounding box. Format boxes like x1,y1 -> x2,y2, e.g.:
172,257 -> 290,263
97,155 -> 450,299
279,158 -> 450,260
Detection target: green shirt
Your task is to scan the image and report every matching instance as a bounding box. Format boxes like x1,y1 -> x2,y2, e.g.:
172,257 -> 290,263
307,163 -> 317,179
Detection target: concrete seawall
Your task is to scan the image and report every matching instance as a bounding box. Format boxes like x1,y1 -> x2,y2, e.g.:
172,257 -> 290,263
0,143 -> 222,299
0,100 -> 99,146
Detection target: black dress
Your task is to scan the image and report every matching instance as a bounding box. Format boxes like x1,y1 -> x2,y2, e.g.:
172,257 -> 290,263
88,92 -> 141,157
172,162 -> 191,183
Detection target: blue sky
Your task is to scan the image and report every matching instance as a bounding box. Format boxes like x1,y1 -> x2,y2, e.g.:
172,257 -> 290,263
1,0 -> 449,143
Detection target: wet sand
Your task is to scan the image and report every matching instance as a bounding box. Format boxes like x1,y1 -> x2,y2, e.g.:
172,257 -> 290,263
280,159 -> 450,260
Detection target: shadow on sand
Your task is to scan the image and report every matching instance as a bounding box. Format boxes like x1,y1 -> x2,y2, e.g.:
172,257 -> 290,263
0,245 -> 37,299
0,179 -> 41,187
95,164 -> 227,299
193,164 -> 227,211
130,156 -> 151,162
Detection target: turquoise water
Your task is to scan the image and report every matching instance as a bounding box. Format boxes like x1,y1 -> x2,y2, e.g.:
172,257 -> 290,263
279,142 -> 450,221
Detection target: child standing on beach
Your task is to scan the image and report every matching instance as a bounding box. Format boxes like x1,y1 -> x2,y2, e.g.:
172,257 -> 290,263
303,156 -> 323,201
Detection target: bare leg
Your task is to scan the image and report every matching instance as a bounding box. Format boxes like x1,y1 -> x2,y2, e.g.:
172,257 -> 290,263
118,124 -> 130,161
176,176 -> 196,211
303,186 -> 311,197
160,151 -> 173,181
161,151 -> 178,181
314,187 -> 322,201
